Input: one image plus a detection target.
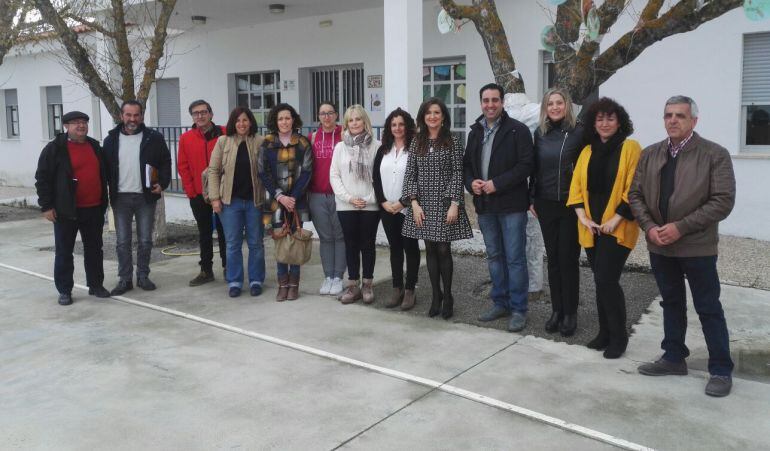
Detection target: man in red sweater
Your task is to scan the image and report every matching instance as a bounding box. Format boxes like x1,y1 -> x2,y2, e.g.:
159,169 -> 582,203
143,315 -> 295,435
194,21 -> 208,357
35,111 -> 110,305
177,99 -> 226,285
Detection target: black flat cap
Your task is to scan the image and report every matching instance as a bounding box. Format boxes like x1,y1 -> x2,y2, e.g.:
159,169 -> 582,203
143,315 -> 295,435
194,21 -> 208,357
62,111 -> 89,124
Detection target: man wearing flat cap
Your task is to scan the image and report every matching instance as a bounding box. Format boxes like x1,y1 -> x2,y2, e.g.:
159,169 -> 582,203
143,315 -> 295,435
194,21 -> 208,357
35,111 -> 110,305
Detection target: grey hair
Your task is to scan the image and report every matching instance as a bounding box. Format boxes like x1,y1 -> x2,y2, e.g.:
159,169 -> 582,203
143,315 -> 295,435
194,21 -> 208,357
665,95 -> 699,118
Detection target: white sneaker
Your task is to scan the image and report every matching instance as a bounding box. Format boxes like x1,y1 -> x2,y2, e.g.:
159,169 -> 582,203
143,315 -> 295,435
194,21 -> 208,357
329,277 -> 344,296
319,277 -> 332,295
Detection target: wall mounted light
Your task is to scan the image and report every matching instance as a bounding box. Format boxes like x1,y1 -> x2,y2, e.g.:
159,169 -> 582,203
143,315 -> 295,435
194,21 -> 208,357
269,4 -> 285,14
191,15 -> 207,25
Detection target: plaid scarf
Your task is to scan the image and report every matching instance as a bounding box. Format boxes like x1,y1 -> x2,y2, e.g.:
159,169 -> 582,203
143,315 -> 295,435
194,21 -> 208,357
343,130 -> 373,182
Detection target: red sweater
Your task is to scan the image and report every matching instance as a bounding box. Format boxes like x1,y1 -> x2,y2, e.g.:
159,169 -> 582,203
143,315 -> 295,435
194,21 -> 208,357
308,125 -> 342,194
177,124 -> 225,198
68,140 -> 102,208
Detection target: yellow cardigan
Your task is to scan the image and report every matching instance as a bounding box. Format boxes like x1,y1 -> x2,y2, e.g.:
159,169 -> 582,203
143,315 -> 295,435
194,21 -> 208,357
566,139 -> 642,250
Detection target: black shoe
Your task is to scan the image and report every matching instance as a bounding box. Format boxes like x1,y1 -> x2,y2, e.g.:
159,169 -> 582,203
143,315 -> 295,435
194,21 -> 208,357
250,284 -> 263,296
88,286 -> 111,298
110,280 -> 133,296
560,314 -> 577,337
58,293 -> 73,306
137,277 -> 157,291
638,358 -> 688,376
586,333 -> 609,350
441,295 -> 454,320
189,271 -> 215,287
428,292 -> 442,318
544,311 -> 561,333
705,375 -> 732,397
229,286 -> 241,298
603,338 -> 628,359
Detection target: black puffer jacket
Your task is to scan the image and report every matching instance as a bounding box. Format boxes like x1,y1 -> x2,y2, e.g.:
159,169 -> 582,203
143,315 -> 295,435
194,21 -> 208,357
102,123 -> 172,206
34,133 -> 108,220
463,111 -> 534,214
530,123 -> 584,202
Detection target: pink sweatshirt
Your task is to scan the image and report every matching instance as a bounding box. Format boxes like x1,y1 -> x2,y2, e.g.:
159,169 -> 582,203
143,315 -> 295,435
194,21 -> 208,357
308,125 -> 342,194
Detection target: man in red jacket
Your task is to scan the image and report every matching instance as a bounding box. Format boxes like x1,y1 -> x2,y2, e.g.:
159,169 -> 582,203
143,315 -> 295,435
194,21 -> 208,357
177,99 -> 226,286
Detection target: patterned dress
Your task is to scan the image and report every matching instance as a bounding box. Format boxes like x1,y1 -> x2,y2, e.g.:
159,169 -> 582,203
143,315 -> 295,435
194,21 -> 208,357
401,135 -> 472,242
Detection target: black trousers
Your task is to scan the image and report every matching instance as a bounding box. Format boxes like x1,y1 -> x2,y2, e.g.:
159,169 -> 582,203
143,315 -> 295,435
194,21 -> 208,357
190,194 -> 226,272
53,206 -> 105,294
535,198 -> 581,315
585,234 -> 631,343
337,210 -> 380,280
380,211 -> 420,290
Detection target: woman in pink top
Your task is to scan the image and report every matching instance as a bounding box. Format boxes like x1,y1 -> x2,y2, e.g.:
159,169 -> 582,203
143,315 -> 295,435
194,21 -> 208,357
308,101 -> 346,296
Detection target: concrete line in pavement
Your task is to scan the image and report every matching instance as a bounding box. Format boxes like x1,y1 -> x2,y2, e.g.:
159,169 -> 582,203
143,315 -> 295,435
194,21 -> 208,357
0,262 -> 654,451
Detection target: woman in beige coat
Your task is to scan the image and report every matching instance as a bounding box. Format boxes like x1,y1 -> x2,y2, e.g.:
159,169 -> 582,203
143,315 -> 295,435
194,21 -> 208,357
208,107 -> 265,298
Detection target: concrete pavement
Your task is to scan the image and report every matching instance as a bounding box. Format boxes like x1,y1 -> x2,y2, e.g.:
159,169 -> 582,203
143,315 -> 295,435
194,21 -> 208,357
1,214 -> 770,450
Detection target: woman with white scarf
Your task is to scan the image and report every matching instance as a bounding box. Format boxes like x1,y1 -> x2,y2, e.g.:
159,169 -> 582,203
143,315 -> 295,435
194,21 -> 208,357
329,104 -> 381,304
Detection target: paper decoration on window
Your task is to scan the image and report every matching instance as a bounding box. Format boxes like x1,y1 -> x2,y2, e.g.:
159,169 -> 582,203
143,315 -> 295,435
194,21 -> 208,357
744,0 -> 770,21
454,64 -> 466,79
541,25 -> 558,52
586,7 -> 600,41
438,9 -> 458,34
456,84 -> 466,102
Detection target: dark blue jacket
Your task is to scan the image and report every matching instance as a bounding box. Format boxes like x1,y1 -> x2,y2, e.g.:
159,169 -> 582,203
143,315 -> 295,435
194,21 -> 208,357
102,123 -> 172,206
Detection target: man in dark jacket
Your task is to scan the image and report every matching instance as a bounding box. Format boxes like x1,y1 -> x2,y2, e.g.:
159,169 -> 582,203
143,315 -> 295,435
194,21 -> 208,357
629,95 -> 736,397
35,111 -> 110,305
177,99 -> 226,286
103,100 -> 171,295
463,83 -> 534,332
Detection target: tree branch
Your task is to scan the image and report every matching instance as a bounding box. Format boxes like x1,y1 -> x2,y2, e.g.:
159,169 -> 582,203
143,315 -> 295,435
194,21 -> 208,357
110,0 -> 135,101
639,0 -> 666,22
63,12 -> 115,38
136,0 -> 177,103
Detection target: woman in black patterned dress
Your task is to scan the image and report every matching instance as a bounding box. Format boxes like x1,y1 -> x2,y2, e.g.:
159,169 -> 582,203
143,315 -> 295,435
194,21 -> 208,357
401,98 -> 472,319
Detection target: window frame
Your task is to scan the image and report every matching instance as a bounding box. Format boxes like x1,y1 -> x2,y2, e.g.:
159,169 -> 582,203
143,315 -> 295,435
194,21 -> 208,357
6,104 -> 19,138
423,58 -> 467,143
47,103 -> 63,139
234,70 -> 281,127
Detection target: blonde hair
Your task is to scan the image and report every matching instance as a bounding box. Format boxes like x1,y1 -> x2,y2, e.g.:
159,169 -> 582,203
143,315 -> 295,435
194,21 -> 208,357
342,104 -> 373,137
538,88 -> 576,136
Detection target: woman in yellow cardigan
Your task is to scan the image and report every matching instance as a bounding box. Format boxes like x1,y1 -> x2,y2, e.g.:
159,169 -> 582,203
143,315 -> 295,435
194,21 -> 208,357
567,98 -> 641,359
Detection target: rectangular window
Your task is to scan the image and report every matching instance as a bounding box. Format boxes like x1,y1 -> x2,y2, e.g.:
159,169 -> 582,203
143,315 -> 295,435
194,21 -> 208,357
4,89 -> 19,138
423,59 -> 466,142
742,32 -> 770,151
541,50 -> 555,96
235,71 -> 281,127
46,85 -> 63,139
309,64 -> 364,122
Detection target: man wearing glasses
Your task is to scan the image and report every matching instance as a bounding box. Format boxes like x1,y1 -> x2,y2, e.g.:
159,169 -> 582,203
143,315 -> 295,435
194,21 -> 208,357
177,99 -> 227,286
35,111 -> 110,305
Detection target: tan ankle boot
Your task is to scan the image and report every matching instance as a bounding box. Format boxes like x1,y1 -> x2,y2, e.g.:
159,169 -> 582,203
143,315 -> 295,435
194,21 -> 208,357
401,289 -> 416,311
287,274 -> 299,301
385,287 -> 404,308
339,280 -> 362,304
276,274 -> 289,302
362,278 -> 375,304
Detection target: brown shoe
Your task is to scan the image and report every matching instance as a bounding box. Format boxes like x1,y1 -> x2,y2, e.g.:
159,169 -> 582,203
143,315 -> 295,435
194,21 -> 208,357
339,280 -> 362,304
189,270 -> 215,287
276,274 -> 289,302
287,274 -> 299,301
385,287 -> 404,308
401,289 -> 416,311
362,278 -> 375,304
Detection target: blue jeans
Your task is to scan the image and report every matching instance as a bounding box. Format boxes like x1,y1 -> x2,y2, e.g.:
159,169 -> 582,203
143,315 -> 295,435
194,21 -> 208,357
114,193 -> 156,282
649,253 -> 734,376
478,212 -> 528,314
274,219 -> 302,277
219,197 -> 265,289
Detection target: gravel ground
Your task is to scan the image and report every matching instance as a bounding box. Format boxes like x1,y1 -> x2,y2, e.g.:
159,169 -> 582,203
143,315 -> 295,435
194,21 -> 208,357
0,204 -> 41,221
370,253 -> 660,346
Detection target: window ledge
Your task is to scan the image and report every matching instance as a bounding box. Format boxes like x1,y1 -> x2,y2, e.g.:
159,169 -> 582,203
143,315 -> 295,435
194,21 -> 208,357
734,152 -> 770,160
0,138 -> 21,142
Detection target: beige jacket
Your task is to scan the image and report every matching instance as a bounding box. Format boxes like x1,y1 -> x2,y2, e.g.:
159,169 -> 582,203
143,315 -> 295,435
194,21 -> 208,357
629,132 -> 735,257
208,134 -> 265,206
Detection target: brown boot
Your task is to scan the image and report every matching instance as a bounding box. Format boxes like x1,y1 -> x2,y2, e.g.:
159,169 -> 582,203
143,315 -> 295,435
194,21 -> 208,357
339,280 -> 362,304
276,274 -> 289,302
362,278 -> 375,304
385,287 -> 404,308
287,274 -> 299,301
401,289 -> 416,311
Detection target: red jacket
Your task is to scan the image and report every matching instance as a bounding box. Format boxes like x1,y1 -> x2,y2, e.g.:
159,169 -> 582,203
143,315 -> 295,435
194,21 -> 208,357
177,123 -> 224,198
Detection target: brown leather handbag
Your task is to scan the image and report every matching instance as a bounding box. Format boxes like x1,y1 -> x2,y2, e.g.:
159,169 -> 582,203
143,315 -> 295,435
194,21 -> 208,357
272,212 -> 313,265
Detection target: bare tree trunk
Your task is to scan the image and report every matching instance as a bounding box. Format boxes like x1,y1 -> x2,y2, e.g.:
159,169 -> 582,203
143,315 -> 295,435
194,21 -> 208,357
153,193 -> 167,245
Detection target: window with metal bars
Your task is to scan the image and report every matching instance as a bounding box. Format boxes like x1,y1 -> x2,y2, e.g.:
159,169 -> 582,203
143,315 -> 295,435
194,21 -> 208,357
4,89 -> 19,138
45,86 -> 63,139
235,71 -> 281,127
423,60 -> 466,142
310,64 -> 364,122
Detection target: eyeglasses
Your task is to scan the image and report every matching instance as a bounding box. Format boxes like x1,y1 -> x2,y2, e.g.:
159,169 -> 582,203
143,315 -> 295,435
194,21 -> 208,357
191,110 -> 210,117
318,111 -> 337,117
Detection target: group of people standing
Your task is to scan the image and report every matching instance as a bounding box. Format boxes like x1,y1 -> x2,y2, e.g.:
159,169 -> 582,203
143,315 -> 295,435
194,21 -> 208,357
35,82 -> 737,397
